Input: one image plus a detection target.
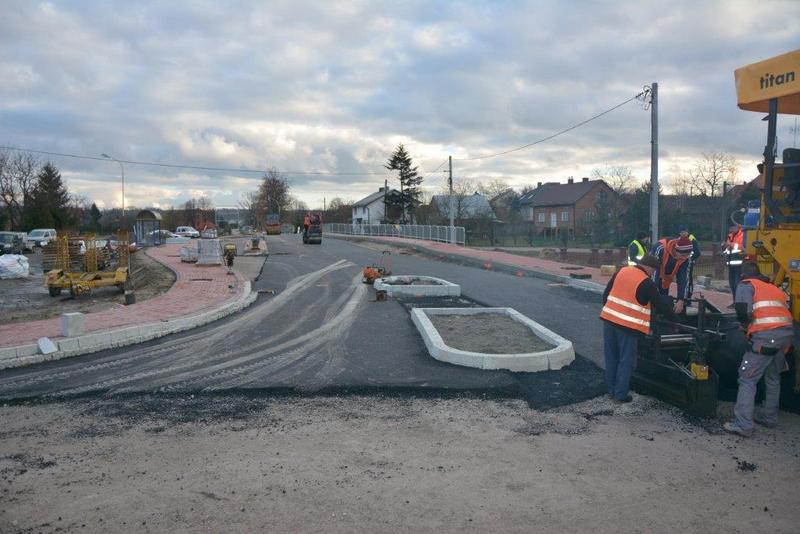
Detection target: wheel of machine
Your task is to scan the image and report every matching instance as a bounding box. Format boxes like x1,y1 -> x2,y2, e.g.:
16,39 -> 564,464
48,286 -> 61,297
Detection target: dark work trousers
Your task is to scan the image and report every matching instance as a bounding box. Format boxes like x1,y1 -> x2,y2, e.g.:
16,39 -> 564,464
603,321 -> 639,400
728,264 -> 742,296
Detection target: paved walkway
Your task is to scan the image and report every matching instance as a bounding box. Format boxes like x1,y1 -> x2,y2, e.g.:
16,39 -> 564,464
0,244 -> 246,348
340,235 -> 733,310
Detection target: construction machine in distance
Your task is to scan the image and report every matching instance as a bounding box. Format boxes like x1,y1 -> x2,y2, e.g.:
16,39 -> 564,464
302,213 -> 322,244
631,49 -> 800,416
265,213 -> 282,235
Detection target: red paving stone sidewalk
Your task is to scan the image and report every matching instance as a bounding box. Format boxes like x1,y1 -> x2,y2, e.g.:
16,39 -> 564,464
0,244 -> 246,349
349,235 -> 734,310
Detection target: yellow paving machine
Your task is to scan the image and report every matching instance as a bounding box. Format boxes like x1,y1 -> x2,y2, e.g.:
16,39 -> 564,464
632,50 -> 800,416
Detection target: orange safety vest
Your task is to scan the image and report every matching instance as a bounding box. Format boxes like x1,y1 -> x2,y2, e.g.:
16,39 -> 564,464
600,266 -> 653,335
303,216 -> 311,226
725,229 -> 745,265
742,279 -> 793,336
658,238 -> 688,290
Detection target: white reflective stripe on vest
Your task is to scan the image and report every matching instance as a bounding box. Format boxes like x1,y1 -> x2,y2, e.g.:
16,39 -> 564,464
627,261 -> 638,266
601,306 -> 651,327
751,316 -> 793,326
728,260 -> 743,265
752,300 -> 787,310
607,295 -> 651,314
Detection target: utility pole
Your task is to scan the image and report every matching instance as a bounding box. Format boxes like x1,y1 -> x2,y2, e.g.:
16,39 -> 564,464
384,178 -> 388,224
649,82 -> 659,244
448,156 -> 455,243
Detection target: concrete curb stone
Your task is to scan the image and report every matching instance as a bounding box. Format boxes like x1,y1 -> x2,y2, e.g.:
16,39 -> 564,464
0,282 -> 257,370
411,306 -> 575,372
328,234 -> 605,294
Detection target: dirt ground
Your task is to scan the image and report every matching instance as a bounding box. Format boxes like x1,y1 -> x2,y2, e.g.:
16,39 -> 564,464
0,393 -> 798,533
429,313 -> 554,353
0,250 -> 175,325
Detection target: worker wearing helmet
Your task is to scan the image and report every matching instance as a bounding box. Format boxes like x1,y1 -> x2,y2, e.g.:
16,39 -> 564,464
723,223 -> 745,297
600,254 -> 677,403
650,236 -> 694,314
627,231 -> 650,267
724,262 -> 794,437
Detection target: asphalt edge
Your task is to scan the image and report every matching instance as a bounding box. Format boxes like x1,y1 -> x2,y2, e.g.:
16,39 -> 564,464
327,234 -> 606,295
0,248 -> 259,370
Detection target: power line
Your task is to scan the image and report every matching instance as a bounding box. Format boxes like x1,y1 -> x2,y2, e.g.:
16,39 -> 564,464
457,90 -> 646,161
0,145 -> 388,176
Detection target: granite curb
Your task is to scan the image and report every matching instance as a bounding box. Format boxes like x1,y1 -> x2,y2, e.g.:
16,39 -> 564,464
0,282 -> 256,369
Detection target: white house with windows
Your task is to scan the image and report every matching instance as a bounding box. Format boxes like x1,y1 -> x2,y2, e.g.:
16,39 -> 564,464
352,187 -> 398,224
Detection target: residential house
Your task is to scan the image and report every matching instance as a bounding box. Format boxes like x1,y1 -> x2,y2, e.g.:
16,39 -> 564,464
352,187 -> 398,224
429,193 -> 495,223
518,177 -> 617,238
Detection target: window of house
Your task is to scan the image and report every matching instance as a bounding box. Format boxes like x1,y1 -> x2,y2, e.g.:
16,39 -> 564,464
561,211 -> 569,222
537,212 -> 545,223
597,190 -> 607,202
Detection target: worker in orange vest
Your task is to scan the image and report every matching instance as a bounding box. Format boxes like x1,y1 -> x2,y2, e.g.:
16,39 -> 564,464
650,236 -> 694,314
600,254 -> 677,403
722,223 -> 745,298
724,262 -> 794,437
303,213 -> 311,239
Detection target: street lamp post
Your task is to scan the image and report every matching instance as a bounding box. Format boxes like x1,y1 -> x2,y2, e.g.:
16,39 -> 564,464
100,153 -> 125,225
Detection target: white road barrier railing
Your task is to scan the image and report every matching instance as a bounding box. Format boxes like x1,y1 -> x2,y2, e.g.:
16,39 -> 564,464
323,223 -> 466,245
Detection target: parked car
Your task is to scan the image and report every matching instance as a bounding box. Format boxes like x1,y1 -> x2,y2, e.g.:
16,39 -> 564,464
175,226 -> 200,238
0,232 -> 24,255
26,228 -> 57,248
200,228 -> 218,239
149,230 -> 180,239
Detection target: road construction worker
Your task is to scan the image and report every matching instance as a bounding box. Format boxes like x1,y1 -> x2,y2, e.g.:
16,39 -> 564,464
303,213 -> 311,239
722,223 -> 745,298
650,236 -> 694,314
600,254 -> 676,403
724,262 -> 794,437
678,225 -> 701,302
627,231 -> 650,266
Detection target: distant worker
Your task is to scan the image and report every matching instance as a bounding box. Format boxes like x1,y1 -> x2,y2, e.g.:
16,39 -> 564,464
600,254 -> 676,403
224,245 -> 235,275
650,236 -> 694,314
627,231 -> 650,266
724,262 -> 794,437
722,223 -> 745,299
678,225 -> 701,302
303,213 -> 311,239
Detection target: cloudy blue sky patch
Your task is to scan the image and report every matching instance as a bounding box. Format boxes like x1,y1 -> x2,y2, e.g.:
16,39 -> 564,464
1,0 -> 798,209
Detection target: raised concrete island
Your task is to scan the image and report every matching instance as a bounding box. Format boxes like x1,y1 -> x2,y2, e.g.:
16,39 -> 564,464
374,275 -> 461,297
411,307 -> 574,372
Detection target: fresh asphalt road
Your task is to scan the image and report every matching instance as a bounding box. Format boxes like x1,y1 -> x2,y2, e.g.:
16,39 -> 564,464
0,235 -> 607,407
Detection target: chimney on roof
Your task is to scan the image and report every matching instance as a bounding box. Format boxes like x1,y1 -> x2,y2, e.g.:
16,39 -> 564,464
568,177 -> 574,184
582,177 -> 589,183
379,187 -> 385,192
537,182 -> 542,187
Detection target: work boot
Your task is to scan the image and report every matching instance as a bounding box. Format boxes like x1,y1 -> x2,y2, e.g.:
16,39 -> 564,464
753,412 -> 777,428
723,422 -> 753,437
613,394 -> 633,404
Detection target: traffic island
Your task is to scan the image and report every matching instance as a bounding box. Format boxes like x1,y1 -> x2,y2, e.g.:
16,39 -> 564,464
411,307 -> 574,372
374,275 -> 460,297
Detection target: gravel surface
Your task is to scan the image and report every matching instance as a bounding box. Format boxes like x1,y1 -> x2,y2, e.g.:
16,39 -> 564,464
429,313 -> 555,354
1,394 -> 798,532
0,249 -> 175,324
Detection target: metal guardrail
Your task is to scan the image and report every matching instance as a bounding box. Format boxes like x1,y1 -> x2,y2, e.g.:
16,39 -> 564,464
323,223 -> 466,245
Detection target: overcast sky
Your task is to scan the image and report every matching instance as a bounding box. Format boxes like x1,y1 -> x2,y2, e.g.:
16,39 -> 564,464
1,1 -> 798,210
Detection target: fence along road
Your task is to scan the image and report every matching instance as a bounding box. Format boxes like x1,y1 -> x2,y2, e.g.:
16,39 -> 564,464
323,223 -> 466,245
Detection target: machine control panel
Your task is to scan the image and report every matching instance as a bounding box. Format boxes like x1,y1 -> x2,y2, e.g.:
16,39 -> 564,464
790,259 -> 800,272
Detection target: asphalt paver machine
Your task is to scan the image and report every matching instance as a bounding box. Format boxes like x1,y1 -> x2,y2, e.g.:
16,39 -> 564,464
633,50 -> 800,416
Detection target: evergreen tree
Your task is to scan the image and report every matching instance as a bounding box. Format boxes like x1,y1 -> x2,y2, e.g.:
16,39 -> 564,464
27,162 -> 72,229
89,202 -> 102,232
384,144 -> 423,224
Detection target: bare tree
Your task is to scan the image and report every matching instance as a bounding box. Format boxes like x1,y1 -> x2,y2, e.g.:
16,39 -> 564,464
477,178 -> 511,199
591,165 -> 636,195
0,149 -> 39,229
666,165 -> 693,196
689,151 -> 737,197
